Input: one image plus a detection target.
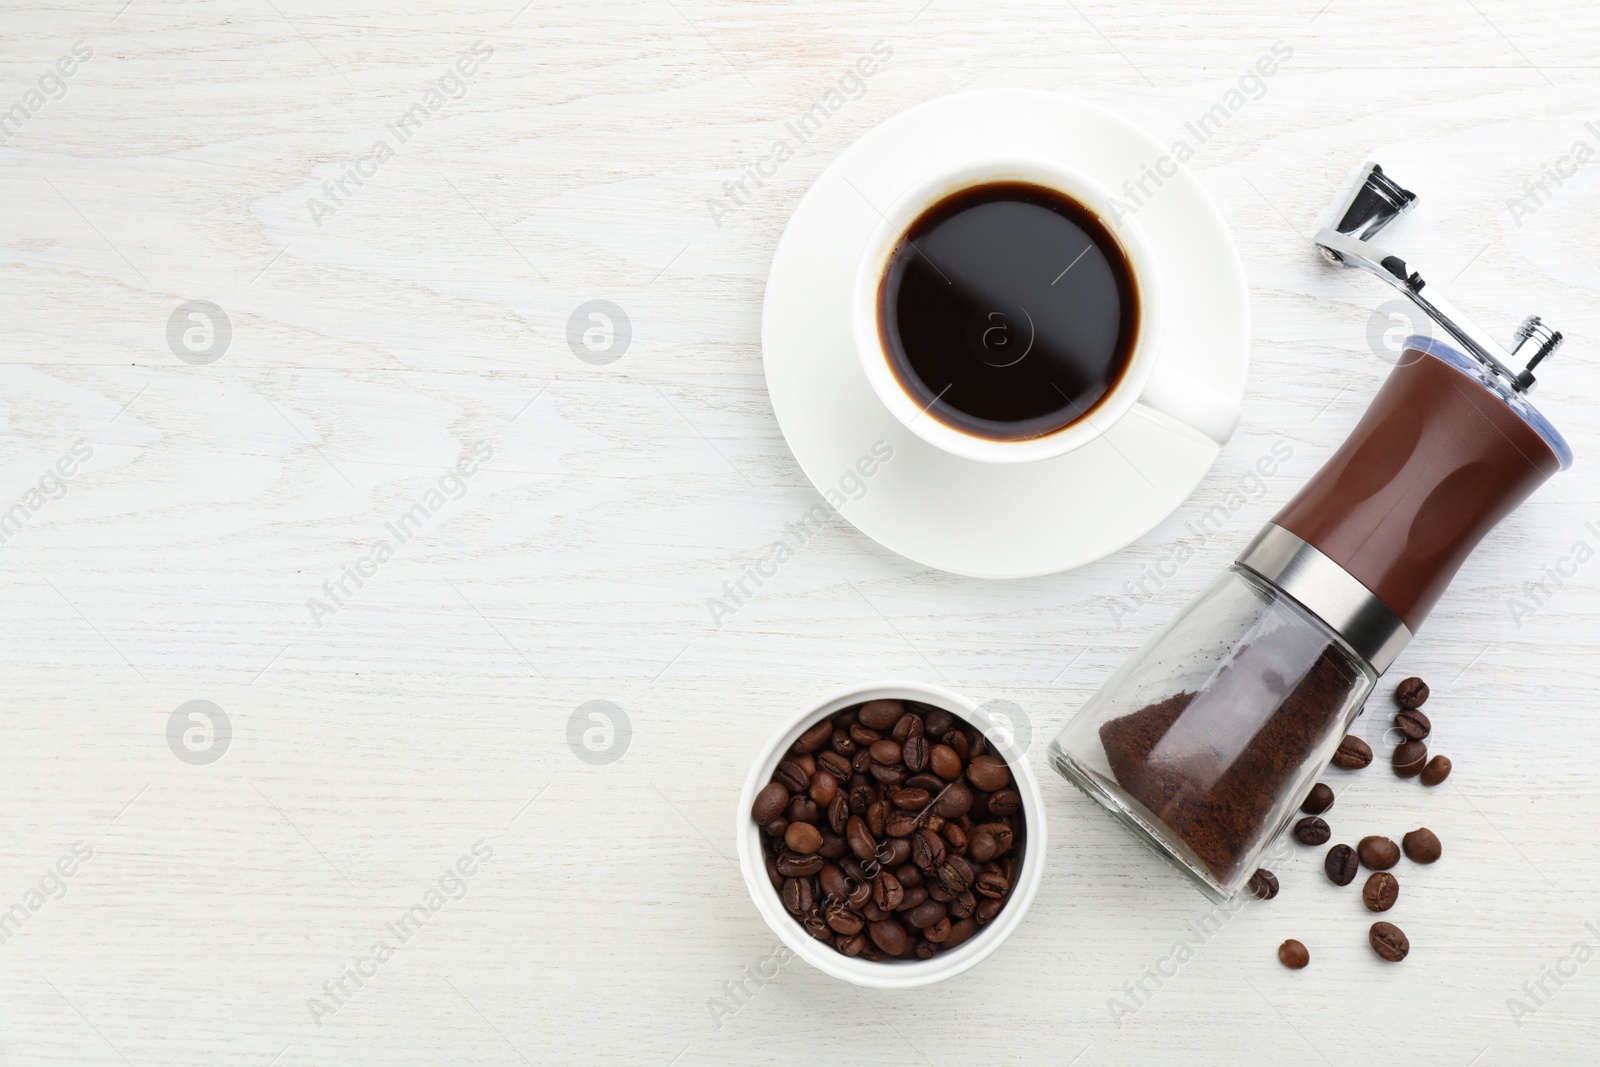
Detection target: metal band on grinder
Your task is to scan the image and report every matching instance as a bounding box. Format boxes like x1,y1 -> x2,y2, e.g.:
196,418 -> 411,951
1236,523 -> 1412,674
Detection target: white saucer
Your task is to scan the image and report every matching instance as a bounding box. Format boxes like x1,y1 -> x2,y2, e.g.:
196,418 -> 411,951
761,90 -> 1251,579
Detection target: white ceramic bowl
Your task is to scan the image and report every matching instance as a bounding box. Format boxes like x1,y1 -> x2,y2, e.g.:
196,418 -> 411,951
736,680 -> 1047,988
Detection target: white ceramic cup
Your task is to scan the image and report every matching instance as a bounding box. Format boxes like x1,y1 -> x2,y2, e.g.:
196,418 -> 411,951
852,157 -> 1239,463
736,680 -> 1046,989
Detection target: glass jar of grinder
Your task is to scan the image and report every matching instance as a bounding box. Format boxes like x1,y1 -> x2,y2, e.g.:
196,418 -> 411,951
1050,164 -> 1572,900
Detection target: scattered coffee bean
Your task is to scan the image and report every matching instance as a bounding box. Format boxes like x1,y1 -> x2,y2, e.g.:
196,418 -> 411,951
1394,676 -> 1429,709
1420,754 -> 1452,786
1358,835 -> 1400,870
1369,921 -> 1409,962
1247,869 -> 1280,900
1294,816 -> 1331,845
1393,740 -> 1427,778
1333,735 -> 1373,769
1301,783 -> 1335,815
1278,939 -> 1310,969
1402,827 -> 1441,864
756,700 -> 1026,962
1394,708 -> 1431,741
1325,843 -> 1359,886
1363,871 -> 1399,912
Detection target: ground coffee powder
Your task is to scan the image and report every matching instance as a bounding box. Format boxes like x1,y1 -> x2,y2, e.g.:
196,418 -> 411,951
1099,642 -> 1360,884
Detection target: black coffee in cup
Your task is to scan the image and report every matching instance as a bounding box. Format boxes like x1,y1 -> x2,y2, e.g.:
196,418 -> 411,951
877,181 -> 1139,442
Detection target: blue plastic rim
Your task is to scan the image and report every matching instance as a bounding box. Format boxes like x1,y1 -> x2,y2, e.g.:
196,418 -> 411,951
1403,333 -> 1573,471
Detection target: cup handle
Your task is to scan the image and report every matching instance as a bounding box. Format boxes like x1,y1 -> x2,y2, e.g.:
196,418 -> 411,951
1134,363 -> 1240,446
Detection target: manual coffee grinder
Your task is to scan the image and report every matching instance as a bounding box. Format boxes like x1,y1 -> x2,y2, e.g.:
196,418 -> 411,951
1049,163 -> 1572,900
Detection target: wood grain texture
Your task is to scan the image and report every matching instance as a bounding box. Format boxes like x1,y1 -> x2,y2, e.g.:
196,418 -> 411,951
1,0 -> 1599,1063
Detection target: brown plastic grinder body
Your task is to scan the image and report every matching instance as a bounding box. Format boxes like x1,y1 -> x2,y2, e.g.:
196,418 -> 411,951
1272,345 -> 1563,633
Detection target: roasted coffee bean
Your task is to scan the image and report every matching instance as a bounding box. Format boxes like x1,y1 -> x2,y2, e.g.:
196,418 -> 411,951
930,744 -> 962,780
1420,754 -> 1452,786
895,885 -> 927,913
948,889 -> 976,920
837,932 -> 867,956
878,836 -> 912,868
1363,871 -> 1399,912
1278,939 -> 1310,969
892,713 -> 923,742
1394,708 -> 1431,742
1325,843 -> 1359,886
809,770 -> 839,806
894,862 -> 922,888
865,800 -> 888,837
1394,676 -> 1430,709
762,816 -> 788,838
913,828 -> 946,871
818,831 -> 847,860
1393,740 -> 1428,778
1294,816 -> 1331,845
775,759 -> 809,794
890,787 -> 931,811
859,940 -> 882,962
975,872 -> 1009,899
825,902 -> 864,935
975,897 -> 1003,925
905,899 -> 947,928
847,781 -> 874,814
966,755 -> 1011,792
868,919 -> 910,956
924,706 -> 955,737
885,813 -> 918,838
782,877 -> 813,914
933,780 -> 974,819
858,699 -> 905,731
988,789 -> 1022,816
861,901 -> 887,922
1300,783 -> 1335,815
803,908 -> 831,940
817,750 -> 853,783
849,725 -> 881,752
873,871 -> 905,911
914,939 -> 937,960
846,816 -> 877,861
905,772 -> 943,793
944,918 -> 978,949
902,735 -> 930,773
793,718 -> 834,755
937,856 -> 975,894
1247,869 -> 1280,900
869,739 -> 902,766
1358,835 -> 1400,870
923,916 -> 952,942
1333,735 -> 1373,769
1369,921 -> 1409,962
787,797 -> 820,825
820,864 -> 850,902
968,729 -> 987,759
942,731 -> 970,763
923,813 -> 946,833
1402,827 -> 1441,864
752,782 -> 790,822
852,748 -> 873,774
942,823 -> 968,855
967,828 -> 1002,864
828,793 -> 849,835
775,851 -> 824,877
830,729 -> 857,757
784,822 -> 824,855
846,877 -> 872,911
868,762 -> 907,787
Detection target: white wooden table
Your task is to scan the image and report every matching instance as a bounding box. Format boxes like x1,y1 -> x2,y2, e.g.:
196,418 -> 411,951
3,1 -> 1599,1063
